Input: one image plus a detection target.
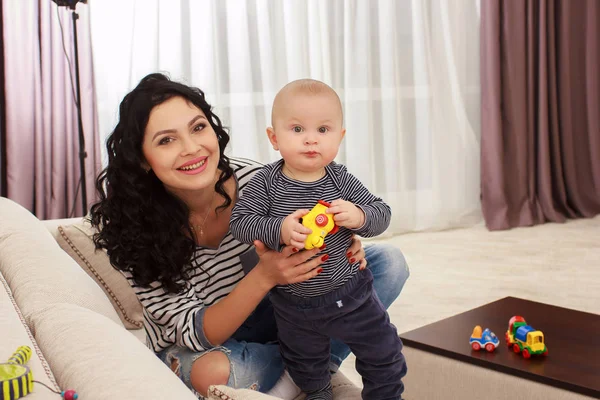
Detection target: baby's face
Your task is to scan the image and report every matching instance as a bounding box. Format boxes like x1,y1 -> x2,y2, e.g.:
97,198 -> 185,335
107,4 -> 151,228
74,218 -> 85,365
270,92 -> 345,175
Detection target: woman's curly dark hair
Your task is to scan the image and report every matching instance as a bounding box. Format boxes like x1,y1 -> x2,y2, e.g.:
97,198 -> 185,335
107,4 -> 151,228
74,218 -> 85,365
89,73 -> 234,294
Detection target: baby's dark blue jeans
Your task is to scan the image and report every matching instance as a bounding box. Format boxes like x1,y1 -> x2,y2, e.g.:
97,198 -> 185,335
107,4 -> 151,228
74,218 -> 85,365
270,268 -> 407,399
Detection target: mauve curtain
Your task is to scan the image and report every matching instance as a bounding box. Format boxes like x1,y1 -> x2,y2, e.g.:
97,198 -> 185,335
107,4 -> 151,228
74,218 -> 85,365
2,0 -> 100,218
480,0 -> 600,230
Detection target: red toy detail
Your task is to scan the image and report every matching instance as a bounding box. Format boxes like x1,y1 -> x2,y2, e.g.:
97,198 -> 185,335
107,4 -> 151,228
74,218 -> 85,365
315,200 -> 338,234
513,344 -> 521,353
315,214 -> 328,227
317,200 -> 331,207
507,316 -> 525,334
62,389 -> 78,400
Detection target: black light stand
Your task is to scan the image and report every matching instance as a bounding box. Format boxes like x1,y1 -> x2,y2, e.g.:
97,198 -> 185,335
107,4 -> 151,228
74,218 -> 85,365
54,0 -> 88,215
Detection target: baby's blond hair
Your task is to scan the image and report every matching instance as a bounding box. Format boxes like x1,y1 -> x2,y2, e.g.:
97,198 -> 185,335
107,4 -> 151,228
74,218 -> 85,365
271,79 -> 343,126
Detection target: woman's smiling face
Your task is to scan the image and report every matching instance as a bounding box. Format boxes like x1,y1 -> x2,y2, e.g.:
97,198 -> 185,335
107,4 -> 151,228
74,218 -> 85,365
142,96 -> 221,195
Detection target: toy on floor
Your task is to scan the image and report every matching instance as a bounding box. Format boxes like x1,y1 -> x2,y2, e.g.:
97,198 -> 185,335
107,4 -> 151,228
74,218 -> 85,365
505,316 -> 548,359
469,325 -> 499,352
0,346 -> 78,400
300,200 -> 339,249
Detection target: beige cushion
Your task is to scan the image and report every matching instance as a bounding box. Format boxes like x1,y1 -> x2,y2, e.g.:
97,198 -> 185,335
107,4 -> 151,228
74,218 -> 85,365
129,326 -> 148,344
208,371 -> 361,400
29,302 -> 197,400
55,222 -> 143,329
293,371 -> 361,399
0,273 -> 59,399
208,386 -> 280,400
43,218 -> 81,240
0,197 -> 122,328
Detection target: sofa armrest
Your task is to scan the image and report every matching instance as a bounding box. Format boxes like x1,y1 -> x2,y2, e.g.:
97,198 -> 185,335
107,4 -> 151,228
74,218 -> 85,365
30,302 -> 198,399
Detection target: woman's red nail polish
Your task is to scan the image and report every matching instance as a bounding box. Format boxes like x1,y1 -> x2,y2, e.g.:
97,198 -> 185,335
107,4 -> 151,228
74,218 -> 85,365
321,254 -> 329,262
347,252 -> 352,257
319,244 -> 326,250
292,248 -> 298,252
316,268 -> 324,274
350,258 -> 356,263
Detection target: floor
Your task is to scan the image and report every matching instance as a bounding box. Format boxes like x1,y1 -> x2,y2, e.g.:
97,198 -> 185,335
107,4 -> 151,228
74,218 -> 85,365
338,215 -> 600,387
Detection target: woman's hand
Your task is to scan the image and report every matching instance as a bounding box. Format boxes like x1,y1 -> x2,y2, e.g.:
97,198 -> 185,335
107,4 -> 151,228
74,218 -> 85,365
347,234 -> 367,270
204,241 -> 325,346
254,240 -> 326,287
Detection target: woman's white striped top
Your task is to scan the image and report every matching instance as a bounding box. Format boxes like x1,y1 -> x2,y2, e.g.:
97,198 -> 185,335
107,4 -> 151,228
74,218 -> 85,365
123,157 -> 264,353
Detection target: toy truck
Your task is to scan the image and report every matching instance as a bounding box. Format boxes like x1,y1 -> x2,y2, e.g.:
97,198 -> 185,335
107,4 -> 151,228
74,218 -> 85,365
505,316 -> 548,359
301,200 -> 339,249
469,325 -> 499,352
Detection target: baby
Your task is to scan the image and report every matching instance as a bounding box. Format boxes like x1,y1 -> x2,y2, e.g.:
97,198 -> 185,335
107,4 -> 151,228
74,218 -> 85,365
230,79 -> 406,399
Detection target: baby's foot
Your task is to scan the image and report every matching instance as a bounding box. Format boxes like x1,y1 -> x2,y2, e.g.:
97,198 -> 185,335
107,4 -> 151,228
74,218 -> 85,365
304,382 -> 333,400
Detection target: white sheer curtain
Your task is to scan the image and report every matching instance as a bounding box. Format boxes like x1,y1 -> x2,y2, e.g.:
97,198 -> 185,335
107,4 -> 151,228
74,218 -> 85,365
89,0 -> 482,234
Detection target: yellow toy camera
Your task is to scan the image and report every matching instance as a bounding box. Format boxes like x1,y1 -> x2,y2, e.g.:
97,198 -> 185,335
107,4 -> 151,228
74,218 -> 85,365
301,200 -> 339,249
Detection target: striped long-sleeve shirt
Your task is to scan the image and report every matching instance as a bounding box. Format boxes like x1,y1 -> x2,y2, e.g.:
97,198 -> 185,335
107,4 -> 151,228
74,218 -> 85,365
230,159 -> 391,297
123,158 -> 264,353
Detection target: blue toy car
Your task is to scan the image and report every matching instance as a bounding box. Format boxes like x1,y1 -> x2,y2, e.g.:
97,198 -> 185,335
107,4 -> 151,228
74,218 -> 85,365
469,325 -> 499,352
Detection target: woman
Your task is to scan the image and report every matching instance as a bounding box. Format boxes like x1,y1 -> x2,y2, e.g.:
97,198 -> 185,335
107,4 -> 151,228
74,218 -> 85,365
90,73 -> 410,398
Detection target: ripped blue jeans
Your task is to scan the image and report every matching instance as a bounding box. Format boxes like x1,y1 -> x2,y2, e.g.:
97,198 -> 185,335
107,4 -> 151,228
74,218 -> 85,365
156,244 -> 410,395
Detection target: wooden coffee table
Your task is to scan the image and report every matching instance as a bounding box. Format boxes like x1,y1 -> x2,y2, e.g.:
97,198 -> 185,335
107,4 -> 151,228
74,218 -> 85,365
399,297 -> 600,398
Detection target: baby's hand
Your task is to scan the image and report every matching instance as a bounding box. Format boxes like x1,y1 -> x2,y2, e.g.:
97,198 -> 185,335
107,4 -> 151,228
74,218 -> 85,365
326,199 -> 365,229
281,209 -> 313,249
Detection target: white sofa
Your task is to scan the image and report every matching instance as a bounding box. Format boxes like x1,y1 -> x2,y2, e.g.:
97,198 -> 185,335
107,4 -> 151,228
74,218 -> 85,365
0,197 -> 360,400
